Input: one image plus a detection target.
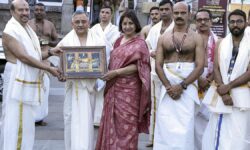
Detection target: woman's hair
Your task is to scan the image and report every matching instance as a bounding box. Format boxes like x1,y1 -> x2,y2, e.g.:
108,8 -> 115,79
119,10 -> 141,33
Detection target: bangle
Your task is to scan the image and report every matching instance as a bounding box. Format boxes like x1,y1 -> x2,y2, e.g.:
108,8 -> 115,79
48,49 -> 53,56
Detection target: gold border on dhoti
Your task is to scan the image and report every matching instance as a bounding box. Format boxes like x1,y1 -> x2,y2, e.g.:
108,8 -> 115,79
15,78 -> 41,84
17,102 -> 23,150
165,67 -> 198,90
15,78 -> 42,103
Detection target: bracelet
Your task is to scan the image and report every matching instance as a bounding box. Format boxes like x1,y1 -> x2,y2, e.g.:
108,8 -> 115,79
48,49 -> 53,56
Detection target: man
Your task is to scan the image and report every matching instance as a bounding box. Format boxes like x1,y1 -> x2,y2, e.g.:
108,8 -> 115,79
28,2 -> 59,126
202,9 -> 250,150
194,8 -> 218,150
91,5 -> 120,126
154,2 -> 204,149
145,0 -> 174,147
57,10 -> 99,150
0,0 -> 61,150
141,6 -> 161,39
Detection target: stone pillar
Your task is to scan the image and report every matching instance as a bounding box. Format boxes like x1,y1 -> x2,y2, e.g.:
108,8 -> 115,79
136,0 -> 149,26
61,0 -> 74,35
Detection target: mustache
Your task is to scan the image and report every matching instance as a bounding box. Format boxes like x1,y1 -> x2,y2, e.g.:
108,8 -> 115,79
232,27 -> 240,31
21,15 -> 29,18
176,18 -> 184,21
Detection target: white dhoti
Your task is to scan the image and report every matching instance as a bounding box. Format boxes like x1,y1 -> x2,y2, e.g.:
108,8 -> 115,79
194,68 -> 210,150
58,29 -> 98,150
0,62 -> 14,147
202,109 -> 250,150
153,63 -> 200,150
1,63 -> 35,150
202,29 -> 250,150
149,73 -> 162,142
94,88 -> 104,126
34,73 -> 49,122
0,62 -> 13,129
64,80 -> 96,150
1,17 -> 43,150
195,31 -> 218,150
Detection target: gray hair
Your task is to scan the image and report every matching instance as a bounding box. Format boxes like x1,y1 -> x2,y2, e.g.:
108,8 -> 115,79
71,10 -> 89,22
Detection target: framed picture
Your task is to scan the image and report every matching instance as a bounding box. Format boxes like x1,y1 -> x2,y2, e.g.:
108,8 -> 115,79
60,46 -> 107,79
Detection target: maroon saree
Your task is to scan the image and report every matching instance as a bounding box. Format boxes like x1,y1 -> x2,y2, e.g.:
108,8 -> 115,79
96,35 -> 151,150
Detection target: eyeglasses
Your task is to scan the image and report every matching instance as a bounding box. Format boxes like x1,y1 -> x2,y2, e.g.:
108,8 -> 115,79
228,19 -> 244,25
196,18 -> 210,23
73,20 -> 87,25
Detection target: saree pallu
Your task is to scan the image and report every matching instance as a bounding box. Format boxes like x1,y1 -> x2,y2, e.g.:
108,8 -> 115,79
96,35 -> 151,150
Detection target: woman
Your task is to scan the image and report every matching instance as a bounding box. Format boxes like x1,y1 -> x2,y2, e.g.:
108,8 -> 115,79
96,10 -> 151,150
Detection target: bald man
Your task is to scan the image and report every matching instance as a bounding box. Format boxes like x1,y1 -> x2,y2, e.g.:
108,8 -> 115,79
0,1 -> 61,150
153,2 -> 204,149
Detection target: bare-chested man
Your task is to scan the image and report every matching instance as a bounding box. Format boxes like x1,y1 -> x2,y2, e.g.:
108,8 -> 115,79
194,8 -> 218,150
141,6 -> 160,39
153,2 -> 204,149
29,3 -> 58,49
28,2 -> 58,126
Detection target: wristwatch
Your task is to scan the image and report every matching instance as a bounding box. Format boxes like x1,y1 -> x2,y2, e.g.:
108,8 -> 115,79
180,81 -> 187,90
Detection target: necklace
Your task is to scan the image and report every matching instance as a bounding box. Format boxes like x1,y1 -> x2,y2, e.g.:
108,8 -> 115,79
172,27 -> 189,53
172,27 -> 189,69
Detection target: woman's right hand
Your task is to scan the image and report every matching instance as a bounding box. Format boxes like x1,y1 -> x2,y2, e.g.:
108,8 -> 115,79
101,70 -> 118,81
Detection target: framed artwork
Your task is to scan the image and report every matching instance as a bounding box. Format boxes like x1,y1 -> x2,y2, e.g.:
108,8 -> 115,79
60,46 -> 107,79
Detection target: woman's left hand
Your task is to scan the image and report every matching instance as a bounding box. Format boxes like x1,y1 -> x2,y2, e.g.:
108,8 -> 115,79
101,70 -> 118,81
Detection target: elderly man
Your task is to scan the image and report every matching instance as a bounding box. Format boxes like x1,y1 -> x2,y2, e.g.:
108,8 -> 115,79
141,6 -> 161,39
154,2 -> 204,149
145,0 -> 174,147
28,2 -> 59,126
91,5 -> 120,126
194,8 -> 218,150
202,9 -> 250,150
57,10 -> 100,150
0,0 -> 61,150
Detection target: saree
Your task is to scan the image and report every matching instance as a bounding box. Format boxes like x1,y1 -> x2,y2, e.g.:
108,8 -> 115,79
96,35 -> 151,150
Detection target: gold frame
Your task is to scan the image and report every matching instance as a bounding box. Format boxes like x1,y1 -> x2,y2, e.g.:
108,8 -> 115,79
60,46 -> 107,79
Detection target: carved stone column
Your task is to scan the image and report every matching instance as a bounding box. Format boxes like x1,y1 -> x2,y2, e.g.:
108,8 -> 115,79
61,0 -> 74,35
